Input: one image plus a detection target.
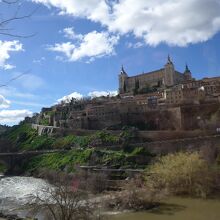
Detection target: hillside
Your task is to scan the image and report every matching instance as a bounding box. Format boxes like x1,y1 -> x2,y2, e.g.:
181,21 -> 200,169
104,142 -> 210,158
1,123 -> 154,174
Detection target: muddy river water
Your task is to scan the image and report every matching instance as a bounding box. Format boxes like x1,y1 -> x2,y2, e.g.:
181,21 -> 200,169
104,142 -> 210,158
1,176 -> 220,220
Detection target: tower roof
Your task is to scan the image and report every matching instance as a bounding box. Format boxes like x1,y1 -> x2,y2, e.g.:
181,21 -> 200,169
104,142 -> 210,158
167,54 -> 173,64
184,64 -> 191,73
120,65 -> 127,75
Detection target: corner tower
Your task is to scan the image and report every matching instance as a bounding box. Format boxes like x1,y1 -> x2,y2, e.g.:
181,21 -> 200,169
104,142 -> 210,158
119,65 -> 128,94
164,55 -> 175,87
183,64 -> 192,81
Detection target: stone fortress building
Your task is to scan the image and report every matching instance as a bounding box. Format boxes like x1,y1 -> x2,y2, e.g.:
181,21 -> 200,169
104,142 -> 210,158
119,56 -> 192,94
31,56 -> 220,131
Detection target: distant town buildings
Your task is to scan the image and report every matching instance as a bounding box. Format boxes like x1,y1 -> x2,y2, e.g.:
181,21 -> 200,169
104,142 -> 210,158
30,56 -> 220,131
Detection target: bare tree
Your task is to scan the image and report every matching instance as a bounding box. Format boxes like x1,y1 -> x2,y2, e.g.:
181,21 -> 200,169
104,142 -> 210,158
28,173 -> 105,220
0,1 -> 35,87
0,0 -> 36,38
0,70 -> 30,88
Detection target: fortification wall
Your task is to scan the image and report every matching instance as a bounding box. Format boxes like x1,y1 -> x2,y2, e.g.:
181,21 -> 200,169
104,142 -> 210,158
136,135 -> 220,158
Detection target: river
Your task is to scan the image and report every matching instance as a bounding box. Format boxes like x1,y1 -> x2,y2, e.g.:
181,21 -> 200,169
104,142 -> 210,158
0,175 -> 50,219
1,176 -> 220,220
111,197 -> 220,220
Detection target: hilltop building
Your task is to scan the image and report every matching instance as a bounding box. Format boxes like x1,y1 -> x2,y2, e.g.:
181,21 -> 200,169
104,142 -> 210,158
31,56 -> 220,131
119,56 -> 193,94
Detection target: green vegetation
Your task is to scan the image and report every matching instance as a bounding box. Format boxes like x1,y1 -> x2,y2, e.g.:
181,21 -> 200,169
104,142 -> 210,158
5,124 -> 37,143
4,124 -> 55,150
3,123 -> 154,174
45,111 -> 55,117
2,123 -> 220,203
92,131 -> 119,144
146,152 -> 218,198
4,124 -> 120,151
24,147 -> 153,174
29,135 -> 55,150
25,149 -> 94,173
52,135 -> 77,149
129,147 -> 154,156
39,117 -> 50,126
0,162 -> 6,173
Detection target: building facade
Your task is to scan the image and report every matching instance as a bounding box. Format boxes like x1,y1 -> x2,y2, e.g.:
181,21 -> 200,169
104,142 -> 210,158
119,56 -> 192,94
34,56 -> 220,131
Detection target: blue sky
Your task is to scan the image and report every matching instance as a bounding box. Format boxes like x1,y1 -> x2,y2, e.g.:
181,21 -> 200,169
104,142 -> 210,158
0,0 -> 220,125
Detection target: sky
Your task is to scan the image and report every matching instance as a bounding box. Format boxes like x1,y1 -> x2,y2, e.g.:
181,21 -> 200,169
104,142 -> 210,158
0,0 -> 220,125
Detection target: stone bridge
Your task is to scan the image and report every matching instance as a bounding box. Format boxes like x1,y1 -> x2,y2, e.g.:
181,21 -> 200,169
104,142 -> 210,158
0,150 -> 67,175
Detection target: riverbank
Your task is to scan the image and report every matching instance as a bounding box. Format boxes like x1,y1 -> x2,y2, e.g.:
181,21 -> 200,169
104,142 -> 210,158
1,176 -> 220,220
110,196 -> 220,220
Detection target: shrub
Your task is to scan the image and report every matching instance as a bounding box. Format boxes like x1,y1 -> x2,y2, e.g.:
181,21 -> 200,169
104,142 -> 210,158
89,131 -> 120,147
6,124 -> 37,144
52,135 -> 76,149
28,135 -> 55,150
0,162 -> 6,173
129,147 -> 154,157
146,152 -> 216,198
104,176 -> 166,211
39,118 -> 50,126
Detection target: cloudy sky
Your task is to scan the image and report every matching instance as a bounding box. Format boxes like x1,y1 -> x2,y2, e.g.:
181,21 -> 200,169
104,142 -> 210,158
0,0 -> 220,125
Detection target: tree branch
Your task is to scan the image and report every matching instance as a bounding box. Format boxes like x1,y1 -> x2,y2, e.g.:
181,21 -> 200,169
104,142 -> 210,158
0,0 -> 38,38
0,70 -> 30,88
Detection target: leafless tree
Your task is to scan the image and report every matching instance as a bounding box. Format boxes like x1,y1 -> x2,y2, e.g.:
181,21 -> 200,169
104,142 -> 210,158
0,70 -> 30,88
28,173 -> 105,220
0,1 -> 35,87
0,0 -> 36,38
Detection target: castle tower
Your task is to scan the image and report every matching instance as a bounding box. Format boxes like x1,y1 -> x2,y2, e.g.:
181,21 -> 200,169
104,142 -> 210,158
164,55 -> 175,86
119,65 -> 128,94
183,64 -> 192,81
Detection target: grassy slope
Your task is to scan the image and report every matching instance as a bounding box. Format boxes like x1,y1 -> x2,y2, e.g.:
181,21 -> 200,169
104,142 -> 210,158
25,147 -> 153,173
4,123 -> 154,173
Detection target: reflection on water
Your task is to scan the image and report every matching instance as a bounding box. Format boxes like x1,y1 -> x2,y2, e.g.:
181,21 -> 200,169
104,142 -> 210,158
111,197 -> 220,220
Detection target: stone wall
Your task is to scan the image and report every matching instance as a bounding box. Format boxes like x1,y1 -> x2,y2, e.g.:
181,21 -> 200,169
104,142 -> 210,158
140,135 -> 220,157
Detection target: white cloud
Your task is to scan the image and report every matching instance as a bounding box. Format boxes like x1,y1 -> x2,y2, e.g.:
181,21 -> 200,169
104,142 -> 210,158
48,30 -> 119,62
88,90 -> 118,98
0,109 -> 33,124
57,90 -> 118,103
32,0 -> 110,23
33,57 -> 46,64
33,0 -> 220,46
0,40 -> 23,69
62,27 -> 83,40
0,95 -> 11,109
127,42 -> 144,49
4,64 -> 15,70
48,42 -> 75,59
57,92 -> 83,103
